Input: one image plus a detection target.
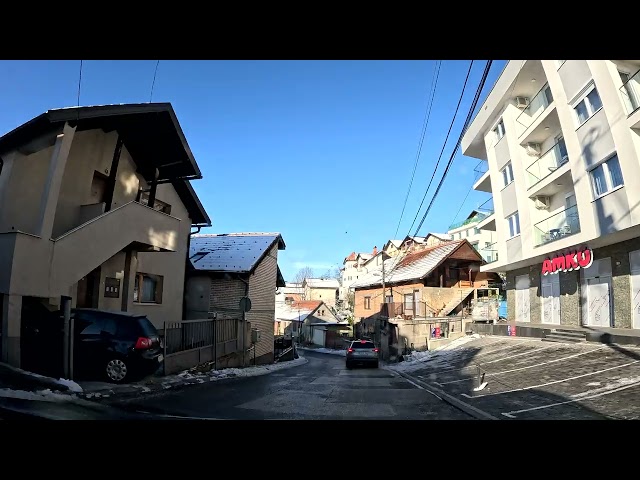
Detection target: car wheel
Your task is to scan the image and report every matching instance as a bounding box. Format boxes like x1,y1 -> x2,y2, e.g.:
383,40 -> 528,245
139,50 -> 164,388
105,357 -> 129,383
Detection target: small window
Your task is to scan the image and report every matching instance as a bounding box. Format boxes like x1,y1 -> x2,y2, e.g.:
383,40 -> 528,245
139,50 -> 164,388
590,153 -> 624,198
501,162 -> 514,187
474,228 -> 480,235
507,212 -> 521,238
364,296 -> 371,310
493,119 -> 506,141
133,272 -> 164,304
574,86 -> 603,125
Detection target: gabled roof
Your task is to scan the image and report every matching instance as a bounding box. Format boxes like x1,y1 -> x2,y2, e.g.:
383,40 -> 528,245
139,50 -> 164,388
303,278 -> 340,289
291,300 -> 322,311
427,233 -> 451,240
384,239 -> 403,250
0,103 -> 211,226
189,232 -> 286,274
351,240 -> 482,288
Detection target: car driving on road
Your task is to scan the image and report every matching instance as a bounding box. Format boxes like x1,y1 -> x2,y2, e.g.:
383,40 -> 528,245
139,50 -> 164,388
346,339 -> 379,369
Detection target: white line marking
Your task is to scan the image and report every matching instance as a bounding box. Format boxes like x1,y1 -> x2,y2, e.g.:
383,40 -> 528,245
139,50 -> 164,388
439,346 -> 606,385
401,375 -> 442,400
500,380 -> 640,418
479,344 -> 555,365
462,359 -> 640,399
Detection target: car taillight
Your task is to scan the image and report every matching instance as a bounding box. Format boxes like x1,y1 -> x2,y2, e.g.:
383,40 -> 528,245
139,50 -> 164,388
347,348 -> 354,353
373,348 -> 379,353
135,337 -> 152,349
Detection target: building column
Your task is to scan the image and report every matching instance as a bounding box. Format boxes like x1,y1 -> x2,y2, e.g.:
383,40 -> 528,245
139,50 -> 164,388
1,293 -> 22,367
37,123 -> 76,240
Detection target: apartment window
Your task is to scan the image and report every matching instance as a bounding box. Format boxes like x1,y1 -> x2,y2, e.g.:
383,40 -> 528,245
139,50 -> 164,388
501,162 -> 514,187
474,228 -> 480,235
133,273 -> 164,304
385,295 -> 393,304
493,119 -> 506,141
364,296 -> 371,310
573,85 -> 603,126
590,153 -> 624,198
507,212 -> 521,238
619,70 -> 640,112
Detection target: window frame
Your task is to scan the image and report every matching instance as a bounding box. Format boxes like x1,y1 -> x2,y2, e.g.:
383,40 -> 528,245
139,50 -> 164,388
364,296 -> 371,310
506,211 -> 521,239
493,118 -> 506,142
133,272 -> 164,304
571,83 -> 603,128
501,162 -> 514,188
589,152 -> 624,200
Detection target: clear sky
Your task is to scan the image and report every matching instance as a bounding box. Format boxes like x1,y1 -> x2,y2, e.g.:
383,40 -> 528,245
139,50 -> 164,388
0,60 -> 506,281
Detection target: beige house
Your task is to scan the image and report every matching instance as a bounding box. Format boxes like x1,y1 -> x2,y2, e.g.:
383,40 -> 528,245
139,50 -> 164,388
303,278 -> 339,308
184,233 -> 286,365
447,210 -> 498,263
382,239 -> 403,257
339,247 -> 377,305
0,103 -> 210,368
462,59 -> 640,330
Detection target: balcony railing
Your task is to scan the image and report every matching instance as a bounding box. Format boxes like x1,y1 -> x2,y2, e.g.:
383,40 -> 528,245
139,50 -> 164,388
477,197 -> 494,215
448,213 -> 487,231
480,242 -> 498,264
516,83 -> 553,133
620,69 -> 640,115
474,160 -> 488,182
525,139 -> 569,188
533,204 -> 580,247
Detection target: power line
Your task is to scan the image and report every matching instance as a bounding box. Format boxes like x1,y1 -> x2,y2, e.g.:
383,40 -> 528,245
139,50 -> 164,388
451,183 -> 474,225
393,60 -> 442,239
405,60 -> 475,237
413,60 -> 494,236
150,60 -> 160,103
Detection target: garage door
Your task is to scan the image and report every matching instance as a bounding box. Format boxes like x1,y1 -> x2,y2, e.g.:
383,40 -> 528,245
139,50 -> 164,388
516,274 -> 530,323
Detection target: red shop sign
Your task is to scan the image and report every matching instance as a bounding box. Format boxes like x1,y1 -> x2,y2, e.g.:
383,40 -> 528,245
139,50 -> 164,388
541,247 -> 593,276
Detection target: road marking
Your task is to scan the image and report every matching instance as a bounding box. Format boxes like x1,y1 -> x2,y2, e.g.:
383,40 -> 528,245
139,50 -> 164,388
500,380 -> 640,418
462,359 -> 640,399
479,344 -> 555,365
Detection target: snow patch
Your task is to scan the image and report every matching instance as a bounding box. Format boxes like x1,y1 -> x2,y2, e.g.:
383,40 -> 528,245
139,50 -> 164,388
572,375 -> 640,399
0,388 -> 76,402
386,334 -> 482,373
56,378 -> 83,393
298,347 -> 347,356
174,357 -> 309,383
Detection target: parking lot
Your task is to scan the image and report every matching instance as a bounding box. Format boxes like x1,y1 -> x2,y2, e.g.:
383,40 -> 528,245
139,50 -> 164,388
391,335 -> 640,420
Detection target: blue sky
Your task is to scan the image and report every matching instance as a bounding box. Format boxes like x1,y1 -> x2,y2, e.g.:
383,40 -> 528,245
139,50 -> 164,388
0,60 -> 506,281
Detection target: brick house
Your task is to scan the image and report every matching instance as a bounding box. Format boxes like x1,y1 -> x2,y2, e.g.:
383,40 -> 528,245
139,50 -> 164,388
184,233 -> 286,365
351,239 -> 500,323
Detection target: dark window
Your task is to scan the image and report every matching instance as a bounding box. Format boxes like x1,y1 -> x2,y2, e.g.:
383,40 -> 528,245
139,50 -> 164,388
117,318 -> 145,338
100,316 -> 118,336
364,297 -> 371,310
75,314 -> 103,335
351,341 -> 375,349
134,273 -> 163,304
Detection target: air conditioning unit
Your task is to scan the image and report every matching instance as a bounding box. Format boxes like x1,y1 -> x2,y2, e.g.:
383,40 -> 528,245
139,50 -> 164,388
534,196 -> 551,210
515,97 -> 530,109
525,142 -> 542,157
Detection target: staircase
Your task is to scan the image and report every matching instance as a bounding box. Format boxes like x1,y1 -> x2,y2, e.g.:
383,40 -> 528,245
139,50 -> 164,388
542,329 -> 587,344
440,288 -> 475,316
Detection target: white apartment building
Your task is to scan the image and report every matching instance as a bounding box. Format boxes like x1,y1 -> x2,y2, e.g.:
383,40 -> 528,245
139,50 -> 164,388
462,59 -> 640,330
447,209 -> 498,263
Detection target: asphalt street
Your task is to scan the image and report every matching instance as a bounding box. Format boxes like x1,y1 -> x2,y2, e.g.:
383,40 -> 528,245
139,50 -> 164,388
108,350 -> 472,420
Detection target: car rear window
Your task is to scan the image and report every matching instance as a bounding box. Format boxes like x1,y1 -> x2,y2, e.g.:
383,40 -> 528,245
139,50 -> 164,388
135,316 -> 158,337
351,341 -> 375,349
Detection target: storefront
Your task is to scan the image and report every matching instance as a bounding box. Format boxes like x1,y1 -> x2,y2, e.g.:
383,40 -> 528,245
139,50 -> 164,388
506,237 -> 640,330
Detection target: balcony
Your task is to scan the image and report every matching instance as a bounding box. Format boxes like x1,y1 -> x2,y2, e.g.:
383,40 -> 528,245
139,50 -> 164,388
476,197 -> 496,231
525,138 -> 569,189
473,160 -> 491,193
516,83 -> 554,138
620,69 -> 640,129
448,212 -> 488,231
479,242 -> 498,264
533,205 -> 580,247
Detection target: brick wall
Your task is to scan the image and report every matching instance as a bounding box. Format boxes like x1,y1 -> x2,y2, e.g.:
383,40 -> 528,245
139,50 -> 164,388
247,243 -> 279,362
354,282 -> 422,319
210,277 -> 246,320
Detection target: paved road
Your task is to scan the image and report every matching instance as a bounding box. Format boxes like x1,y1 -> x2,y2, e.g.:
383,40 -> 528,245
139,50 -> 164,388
108,350 -> 472,420
394,336 -> 640,420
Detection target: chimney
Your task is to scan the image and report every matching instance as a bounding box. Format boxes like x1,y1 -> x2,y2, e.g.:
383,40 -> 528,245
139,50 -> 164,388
373,246 -> 378,255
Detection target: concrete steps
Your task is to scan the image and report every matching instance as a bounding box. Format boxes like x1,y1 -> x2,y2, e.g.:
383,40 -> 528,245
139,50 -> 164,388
542,329 -> 587,344
440,288 -> 475,316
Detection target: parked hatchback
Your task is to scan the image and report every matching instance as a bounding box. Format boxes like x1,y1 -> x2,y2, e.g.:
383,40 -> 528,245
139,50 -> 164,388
346,339 -> 379,369
71,309 -> 163,383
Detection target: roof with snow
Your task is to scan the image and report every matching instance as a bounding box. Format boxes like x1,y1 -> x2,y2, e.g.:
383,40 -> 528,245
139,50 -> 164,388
303,278 -> 340,289
351,240 -> 480,288
385,239 -> 403,249
189,233 -> 286,277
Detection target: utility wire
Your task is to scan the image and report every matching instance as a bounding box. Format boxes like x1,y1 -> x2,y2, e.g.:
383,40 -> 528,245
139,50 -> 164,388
393,60 -> 442,239
413,60 -> 493,236
150,60 -> 160,103
405,60 -> 475,237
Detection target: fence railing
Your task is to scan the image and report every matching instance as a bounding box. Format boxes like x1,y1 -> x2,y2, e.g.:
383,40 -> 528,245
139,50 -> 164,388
516,82 -> 553,135
163,318 -> 239,356
525,138 -> 569,188
533,204 -> 580,247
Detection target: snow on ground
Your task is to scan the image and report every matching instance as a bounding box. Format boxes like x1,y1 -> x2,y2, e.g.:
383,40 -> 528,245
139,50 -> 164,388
0,388 -> 76,402
175,356 -> 308,382
297,346 -> 346,356
386,334 -> 482,373
56,378 -> 83,393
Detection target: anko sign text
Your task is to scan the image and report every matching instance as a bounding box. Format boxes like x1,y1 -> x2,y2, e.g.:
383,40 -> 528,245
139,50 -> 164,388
542,247 -> 593,276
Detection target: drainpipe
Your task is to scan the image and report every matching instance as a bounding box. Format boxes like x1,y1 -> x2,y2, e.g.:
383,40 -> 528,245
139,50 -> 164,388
182,225 -> 202,320
236,275 -> 250,367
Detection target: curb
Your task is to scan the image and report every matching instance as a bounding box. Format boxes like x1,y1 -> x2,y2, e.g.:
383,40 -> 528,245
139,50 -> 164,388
392,369 -> 498,420
0,362 -> 70,393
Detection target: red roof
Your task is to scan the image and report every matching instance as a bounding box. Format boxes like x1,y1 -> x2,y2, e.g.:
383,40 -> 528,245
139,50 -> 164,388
344,252 -> 357,262
291,300 -> 322,311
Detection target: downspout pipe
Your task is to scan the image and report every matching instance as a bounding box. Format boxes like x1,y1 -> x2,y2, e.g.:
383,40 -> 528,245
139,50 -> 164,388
236,274 -> 250,367
182,225 -> 203,320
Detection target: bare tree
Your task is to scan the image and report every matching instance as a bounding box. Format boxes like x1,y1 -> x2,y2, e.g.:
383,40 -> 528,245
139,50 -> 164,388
293,266 -> 314,285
